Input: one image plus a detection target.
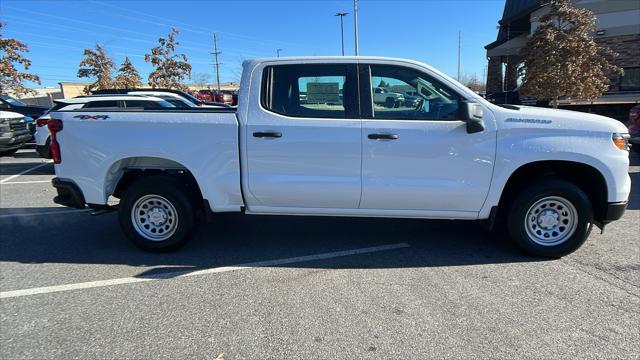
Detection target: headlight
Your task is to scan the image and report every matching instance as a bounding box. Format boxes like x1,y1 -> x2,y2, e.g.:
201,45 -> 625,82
612,133 -> 630,151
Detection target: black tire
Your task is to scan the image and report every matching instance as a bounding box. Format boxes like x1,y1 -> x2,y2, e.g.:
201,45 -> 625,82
0,149 -> 19,157
118,176 -> 196,252
385,97 -> 395,108
507,179 -> 593,258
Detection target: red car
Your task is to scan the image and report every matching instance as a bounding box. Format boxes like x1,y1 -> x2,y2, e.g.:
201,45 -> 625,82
197,90 -> 234,105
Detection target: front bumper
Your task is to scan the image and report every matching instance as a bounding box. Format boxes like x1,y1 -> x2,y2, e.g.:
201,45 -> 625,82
0,132 -> 32,150
52,178 -> 86,209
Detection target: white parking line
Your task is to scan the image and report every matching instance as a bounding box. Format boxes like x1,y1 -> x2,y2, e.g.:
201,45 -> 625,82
0,243 -> 410,299
0,161 -> 52,184
0,209 -> 89,219
1,180 -> 52,185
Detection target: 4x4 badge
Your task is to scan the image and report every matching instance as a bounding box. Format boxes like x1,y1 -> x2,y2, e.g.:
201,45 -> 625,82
73,115 -> 110,120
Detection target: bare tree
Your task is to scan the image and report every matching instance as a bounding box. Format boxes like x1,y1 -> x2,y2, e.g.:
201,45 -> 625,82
145,28 -> 192,90
461,73 -> 485,93
77,44 -> 115,94
114,57 -> 143,89
0,22 -> 40,96
519,0 -> 621,107
191,72 -> 211,87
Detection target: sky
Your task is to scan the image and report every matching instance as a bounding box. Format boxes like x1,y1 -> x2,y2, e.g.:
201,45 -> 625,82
0,0 -> 506,88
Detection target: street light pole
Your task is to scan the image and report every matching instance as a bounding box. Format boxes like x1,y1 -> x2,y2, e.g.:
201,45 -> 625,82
276,48 -> 283,57
335,12 -> 348,56
353,0 -> 359,56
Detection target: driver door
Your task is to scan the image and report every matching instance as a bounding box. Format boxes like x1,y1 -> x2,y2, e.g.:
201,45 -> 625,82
359,63 -> 496,214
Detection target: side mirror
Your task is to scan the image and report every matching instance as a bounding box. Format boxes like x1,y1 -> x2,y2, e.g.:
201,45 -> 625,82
461,101 -> 485,134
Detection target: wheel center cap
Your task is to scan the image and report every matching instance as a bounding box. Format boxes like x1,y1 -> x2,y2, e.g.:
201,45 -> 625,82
148,207 -> 167,226
538,210 -> 559,229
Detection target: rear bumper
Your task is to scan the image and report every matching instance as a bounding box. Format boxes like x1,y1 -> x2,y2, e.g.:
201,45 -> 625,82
602,201 -> 627,223
52,178 -> 86,209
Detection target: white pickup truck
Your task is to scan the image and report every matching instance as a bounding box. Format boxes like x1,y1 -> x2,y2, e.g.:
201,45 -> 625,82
49,57 -> 631,257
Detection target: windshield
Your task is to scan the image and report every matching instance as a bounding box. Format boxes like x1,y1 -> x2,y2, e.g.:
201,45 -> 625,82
0,95 -> 27,106
164,98 -> 195,108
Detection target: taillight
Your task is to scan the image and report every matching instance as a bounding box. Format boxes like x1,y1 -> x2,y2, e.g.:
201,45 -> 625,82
48,119 -> 63,164
36,117 -> 48,127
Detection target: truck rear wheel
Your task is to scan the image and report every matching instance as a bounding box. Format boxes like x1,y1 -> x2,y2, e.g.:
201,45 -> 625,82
507,179 -> 593,258
118,176 -> 195,252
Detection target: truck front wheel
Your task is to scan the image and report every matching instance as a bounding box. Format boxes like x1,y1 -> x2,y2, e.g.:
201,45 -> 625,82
507,179 -> 593,258
118,176 -> 195,252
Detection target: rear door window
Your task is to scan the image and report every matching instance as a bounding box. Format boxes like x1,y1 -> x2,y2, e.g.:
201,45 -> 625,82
262,64 -> 358,118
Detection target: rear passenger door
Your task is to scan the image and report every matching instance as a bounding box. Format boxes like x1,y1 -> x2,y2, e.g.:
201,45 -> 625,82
245,63 -> 362,209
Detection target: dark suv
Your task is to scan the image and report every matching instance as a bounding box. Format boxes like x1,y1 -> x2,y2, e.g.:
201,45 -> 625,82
0,112 -> 31,156
0,95 -> 48,119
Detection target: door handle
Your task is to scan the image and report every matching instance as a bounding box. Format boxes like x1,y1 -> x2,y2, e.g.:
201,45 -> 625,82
368,133 -> 399,140
253,131 -> 282,138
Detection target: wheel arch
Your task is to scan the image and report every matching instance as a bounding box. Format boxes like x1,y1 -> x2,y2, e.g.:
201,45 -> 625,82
104,156 -> 206,210
495,160 -> 609,222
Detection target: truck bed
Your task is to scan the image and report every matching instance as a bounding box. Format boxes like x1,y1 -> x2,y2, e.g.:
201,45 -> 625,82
51,109 -> 244,211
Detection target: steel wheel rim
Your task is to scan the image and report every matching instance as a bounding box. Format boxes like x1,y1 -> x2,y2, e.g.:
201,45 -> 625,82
524,196 -> 578,246
131,194 -> 178,241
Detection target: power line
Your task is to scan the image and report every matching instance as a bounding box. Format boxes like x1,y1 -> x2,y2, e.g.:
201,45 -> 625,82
88,0 -> 302,48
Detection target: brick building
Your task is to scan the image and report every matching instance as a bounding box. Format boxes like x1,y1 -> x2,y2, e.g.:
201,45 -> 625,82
485,0 -> 639,117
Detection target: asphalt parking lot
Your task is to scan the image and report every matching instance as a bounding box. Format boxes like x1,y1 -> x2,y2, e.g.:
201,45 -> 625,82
1,149 -> 638,359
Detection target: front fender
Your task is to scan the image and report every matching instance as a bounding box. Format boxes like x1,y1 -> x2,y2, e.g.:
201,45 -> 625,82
479,130 -> 630,219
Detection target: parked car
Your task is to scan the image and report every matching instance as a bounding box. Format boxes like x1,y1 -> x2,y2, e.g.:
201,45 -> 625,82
0,95 -> 48,120
197,90 -> 234,105
195,90 -> 213,103
373,87 -> 405,108
403,90 -> 421,107
125,91 -> 230,109
93,88 -> 228,108
0,111 -> 32,156
35,95 -> 175,158
49,56 -> 630,258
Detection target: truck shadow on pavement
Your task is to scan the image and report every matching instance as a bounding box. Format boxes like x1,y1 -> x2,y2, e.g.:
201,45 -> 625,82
0,162 -> 54,176
1,209 -> 539,277
628,172 -> 640,210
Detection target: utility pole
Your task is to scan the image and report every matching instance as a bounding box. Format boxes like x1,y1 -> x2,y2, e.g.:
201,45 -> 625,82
211,33 -> 222,91
353,0 -> 359,56
276,48 -> 283,57
457,31 -> 461,82
335,12 -> 348,56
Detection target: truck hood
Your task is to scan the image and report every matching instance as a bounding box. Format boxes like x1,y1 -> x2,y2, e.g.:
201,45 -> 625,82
495,105 -> 628,134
